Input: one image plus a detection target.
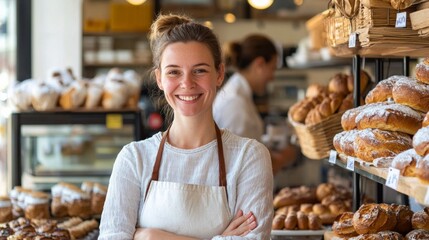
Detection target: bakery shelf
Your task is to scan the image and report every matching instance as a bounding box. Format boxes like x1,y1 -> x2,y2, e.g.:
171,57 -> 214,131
83,62 -> 151,67
327,153 -> 429,207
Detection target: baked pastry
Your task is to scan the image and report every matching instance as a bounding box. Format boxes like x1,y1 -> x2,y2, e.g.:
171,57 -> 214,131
413,126 -> 429,156
423,112 -> 429,127
24,191 -> 50,220
102,68 -> 129,109
299,203 -> 313,213
352,203 -> 390,234
0,196 -> 13,223
377,231 -> 404,240
349,233 -> 383,240
8,79 -> 35,111
290,95 -> 324,124
329,202 -> 348,216
91,183 -> 107,215
416,154 -> 429,184
392,77 -> 429,113
373,157 -> 395,168
333,130 -> 359,157
347,70 -> 370,94
10,186 -> 32,218
416,58 -> 429,84
68,219 -> 98,239
391,149 -> 422,176
305,93 -> 344,125
355,103 -> 424,135
329,73 -> 350,96
312,203 -> 330,215
59,80 -> 88,109
123,70 -> 142,108
50,183 -> 69,217
284,211 -> 298,230
57,217 -> 83,229
308,213 -> 322,230
378,203 -> 397,232
405,229 -> 429,239
297,211 -> 309,230
306,83 -> 328,98
30,82 -> 59,111
84,80 -> 103,109
62,184 -> 91,218
332,212 -> 358,238
316,183 -> 337,201
47,67 -> 75,92
390,204 -> 413,234
354,128 -> 412,162
412,207 -> 429,230
272,214 -> 286,230
341,102 -> 389,131
365,75 -> 403,104
273,186 -> 317,209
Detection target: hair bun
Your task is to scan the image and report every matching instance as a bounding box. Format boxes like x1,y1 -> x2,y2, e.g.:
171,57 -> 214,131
149,14 -> 192,41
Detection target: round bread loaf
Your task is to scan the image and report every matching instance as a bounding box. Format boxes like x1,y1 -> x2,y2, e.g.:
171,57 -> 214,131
284,211 -> 298,230
377,231 -> 404,240
272,214 -> 286,230
333,130 -> 359,157
315,183 -> 336,202
308,213 -> 322,230
423,112 -> 429,127
377,203 -> 397,232
341,105 -> 368,131
290,96 -> 324,124
329,73 -> 349,96
332,212 -> 358,238
355,103 -> 424,135
412,208 -> 429,231
354,128 -> 412,162
390,204 -> 414,234
413,126 -> 429,156
416,155 -> 429,184
297,211 -> 309,230
391,148 -> 422,177
392,77 -> 429,113
347,70 -> 370,94
365,75 -> 403,104
416,58 -> 429,84
352,203 -> 390,234
405,229 -> 429,240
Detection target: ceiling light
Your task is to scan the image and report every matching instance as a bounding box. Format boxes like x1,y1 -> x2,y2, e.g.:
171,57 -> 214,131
247,0 -> 274,10
127,0 -> 147,5
294,0 -> 303,6
224,13 -> 236,23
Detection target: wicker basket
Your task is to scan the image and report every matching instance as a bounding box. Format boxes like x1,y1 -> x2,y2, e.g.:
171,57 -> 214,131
325,10 -> 357,47
288,111 -> 344,160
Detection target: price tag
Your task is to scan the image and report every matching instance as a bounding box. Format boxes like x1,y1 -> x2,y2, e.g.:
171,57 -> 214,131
348,33 -> 357,48
386,167 -> 400,190
329,150 -> 337,164
395,12 -> 407,28
425,187 -> 429,205
346,156 -> 355,171
106,114 -> 123,129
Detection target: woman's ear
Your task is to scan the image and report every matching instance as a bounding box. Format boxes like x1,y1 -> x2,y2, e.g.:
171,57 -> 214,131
155,68 -> 163,90
217,64 -> 225,87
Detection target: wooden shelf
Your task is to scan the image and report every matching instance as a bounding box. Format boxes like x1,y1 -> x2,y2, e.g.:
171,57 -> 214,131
328,153 -> 429,206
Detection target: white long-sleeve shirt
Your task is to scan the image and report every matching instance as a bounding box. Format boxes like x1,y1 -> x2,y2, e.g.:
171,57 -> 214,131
99,129 -> 273,240
213,73 -> 264,141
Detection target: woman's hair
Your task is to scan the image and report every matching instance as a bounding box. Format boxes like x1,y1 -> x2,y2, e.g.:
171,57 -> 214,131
147,13 -> 223,126
225,34 -> 277,70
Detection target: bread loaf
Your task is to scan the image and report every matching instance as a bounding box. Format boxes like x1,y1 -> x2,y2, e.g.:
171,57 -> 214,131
272,214 -> 286,230
290,96 -> 324,123
412,208 -> 429,230
391,148 -> 422,177
354,128 -> 412,162
365,75 -> 402,104
316,183 -> 337,201
405,229 -> 429,240
284,211 -> 298,230
347,70 -> 370,94
352,203 -> 390,234
0,196 -> 13,223
306,83 -> 328,98
332,212 -> 358,238
392,77 -> 429,113
390,0 -> 415,9
305,93 -> 344,125
341,102 -> 388,131
423,112 -> 429,127
297,211 -> 309,230
416,58 -> 429,84
59,80 -> 87,109
333,130 -> 359,157
416,155 -> 429,184
329,73 -> 350,96
390,204 -> 413,234
377,231 -> 404,240
308,213 -> 322,230
355,103 -> 424,135
413,126 -> 429,156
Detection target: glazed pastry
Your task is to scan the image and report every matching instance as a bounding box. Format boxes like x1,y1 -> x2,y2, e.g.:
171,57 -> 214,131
51,183 -> 68,217
24,191 -> 50,220
416,155 -> 429,184
123,70 -> 142,108
62,184 -> 91,218
30,82 -> 59,111
102,68 -> 129,109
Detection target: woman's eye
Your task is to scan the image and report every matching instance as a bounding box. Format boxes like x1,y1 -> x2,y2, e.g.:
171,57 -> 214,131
166,70 -> 180,76
194,69 -> 208,74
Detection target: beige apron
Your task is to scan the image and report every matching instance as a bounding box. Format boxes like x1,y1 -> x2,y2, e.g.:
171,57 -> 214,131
140,125 -> 232,239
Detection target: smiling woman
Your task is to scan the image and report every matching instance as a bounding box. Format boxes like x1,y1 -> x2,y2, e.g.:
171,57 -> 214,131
98,13 -> 274,240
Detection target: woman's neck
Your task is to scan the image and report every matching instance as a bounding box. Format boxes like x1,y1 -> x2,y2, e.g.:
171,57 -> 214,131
166,116 -> 217,149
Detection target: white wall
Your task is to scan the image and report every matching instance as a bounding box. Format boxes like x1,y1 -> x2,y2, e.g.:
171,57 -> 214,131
32,0 -> 82,80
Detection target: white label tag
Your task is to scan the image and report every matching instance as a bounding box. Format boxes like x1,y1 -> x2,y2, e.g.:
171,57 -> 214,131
425,187 -> 429,205
349,33 -> 357,48
329,150 -> 337,164
386,167 -> 400,190
395,12 -> 407,28
346,156 -> 355,171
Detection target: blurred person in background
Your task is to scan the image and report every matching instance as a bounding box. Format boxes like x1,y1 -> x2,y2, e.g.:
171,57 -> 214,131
214,34 -> 298,175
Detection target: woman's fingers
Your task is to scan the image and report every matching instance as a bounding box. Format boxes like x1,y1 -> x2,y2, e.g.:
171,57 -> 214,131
222,211 -> 258,236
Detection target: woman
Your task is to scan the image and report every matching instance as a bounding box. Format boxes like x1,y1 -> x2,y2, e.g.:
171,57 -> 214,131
98,14 -> 274,240
213,34 -> 297,174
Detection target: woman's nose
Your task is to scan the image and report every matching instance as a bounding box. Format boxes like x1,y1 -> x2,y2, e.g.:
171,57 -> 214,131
180,73 -> 195,88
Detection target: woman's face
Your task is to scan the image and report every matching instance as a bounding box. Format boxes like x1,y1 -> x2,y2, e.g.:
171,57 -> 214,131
155,41 -> 224,118
254,54 -> 278,96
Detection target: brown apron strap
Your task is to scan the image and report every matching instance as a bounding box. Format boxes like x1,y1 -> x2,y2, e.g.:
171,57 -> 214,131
145,124 -> 228,200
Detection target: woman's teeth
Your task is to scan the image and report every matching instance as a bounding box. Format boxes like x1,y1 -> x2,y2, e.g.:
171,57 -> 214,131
179,95 -> 199,101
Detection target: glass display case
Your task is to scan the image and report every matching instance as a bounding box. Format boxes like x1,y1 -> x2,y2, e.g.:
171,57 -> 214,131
10,110 -> 143,191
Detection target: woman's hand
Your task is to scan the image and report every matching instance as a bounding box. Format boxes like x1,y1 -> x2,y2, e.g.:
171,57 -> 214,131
222,210 -> 257,237
134,228 -> 198,240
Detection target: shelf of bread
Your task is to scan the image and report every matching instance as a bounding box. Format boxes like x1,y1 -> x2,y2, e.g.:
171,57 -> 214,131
288,70 -> 370,160
8,67 -> 143,112
0,182 -> 106,239
271,183 -> 352,236
324,202 -> 429,239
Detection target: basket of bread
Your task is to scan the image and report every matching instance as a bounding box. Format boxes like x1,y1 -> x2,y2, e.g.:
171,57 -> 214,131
288,70 -> 370,160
